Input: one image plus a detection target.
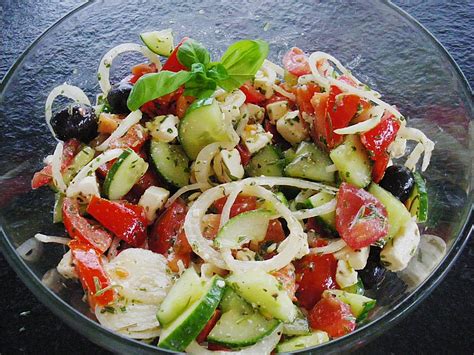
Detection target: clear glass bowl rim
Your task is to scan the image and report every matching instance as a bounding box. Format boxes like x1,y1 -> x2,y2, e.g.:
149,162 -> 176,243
0,1 -> 472,354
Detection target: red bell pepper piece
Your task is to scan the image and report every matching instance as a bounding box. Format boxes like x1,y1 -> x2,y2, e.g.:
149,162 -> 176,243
162,37 -> 189,72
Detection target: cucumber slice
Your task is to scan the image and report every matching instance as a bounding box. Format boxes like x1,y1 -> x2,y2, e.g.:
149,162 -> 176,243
276,331 -> 329,353
284,141 -> 335,183
157,267 -> 205,326
207,308 -> 280,348
214,209 -> 274,249
140,29 -> 174,56
323,289 -> 376,322
103,148 -> 148,200
246,145 -> 285,177
149,140 -> 190,187
53,193 -> 64,223
329,134 -> 372,188
405,172 -> 428,223
283,147 -> 296,164
219,287 -> 253,314
63,146 -> 95,184
282,309 -> 310,336
158,275 -> 226,351
227,269 -> 297,323
307,191 -> 337,235
178,99 -> 234,160
343,277 -> 365,295
369,183 -> 412,240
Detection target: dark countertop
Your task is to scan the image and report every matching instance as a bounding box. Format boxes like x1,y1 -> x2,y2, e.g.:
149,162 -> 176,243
1,1 -> 472,354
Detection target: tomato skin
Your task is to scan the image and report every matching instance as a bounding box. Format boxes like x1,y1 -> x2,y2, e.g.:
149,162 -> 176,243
69,240 -> 115,307
86,196 -> 147,247
109,124 -> 149,152
62,197 -> 112,253
129,63 -> 158,84
264,94 -> 289,107
283,47 -> 312,77
240,82 -> 266,104
162,37 -> 189,72
308,296 -> 356,338
264,219 -> 286,244
213,195 -> 257,218
371,153 -> 390,183
296,83 -> 321,116
176,94 -> 195,119
294,253 -> 338,310
360,114 -> 400,158
310,92 -> 330,149
235,143 -> 252,166
197,309 -> 221,343
335,183 -> 388,249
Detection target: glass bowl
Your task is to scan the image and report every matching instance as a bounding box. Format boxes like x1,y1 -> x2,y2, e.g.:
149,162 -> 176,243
0,1 -> 472,353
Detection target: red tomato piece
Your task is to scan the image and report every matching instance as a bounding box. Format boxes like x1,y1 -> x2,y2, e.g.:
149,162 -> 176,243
240,82 -> 266,104
310,91 -> 330,149
272,263 -> 297,301
283,47 -> 312,77
162,37 -> 189,72
69,240 -> 115,307
213,194 -> 257,218
264,93 -> 289,107
264,219 -> 286,244
296,83 -> 321,116
360,113 -> 400,158
207,343 -> 231,351
372,153 -> 390,183
335,183 -> 388,249
263,119 -> 291,149
96,160 -> 115,179
87,196 -> 147,247
176,94 -> 195,119
294,253 -> 338,310
109,124 -> 149,152
62,197 -> 112,253
235,143 -> 252,166
308,296 -> 356,338
129,63 -> 158,84
197,309 -> 222,343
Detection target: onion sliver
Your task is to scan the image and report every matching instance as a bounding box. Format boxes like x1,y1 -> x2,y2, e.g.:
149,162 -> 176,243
219,182 -> 242,229
263,59 -> 285,77
292,198 -> 337,220
67,148 -> 123,197
333,106 -> 385,135
194,142 -> 236,191
310,239 -> 347,255
98,43 -> 161,94
272,84 -> 296,101
245,176 -> 338,194
17,238 -> 43,262
404,142 -> 424,171
165,183 -> 208,208
221,184 -> 308,272
45,84 -> 91,138
51,142 -> 67,193
34,233 -> 70,245
95,110 -> 142,151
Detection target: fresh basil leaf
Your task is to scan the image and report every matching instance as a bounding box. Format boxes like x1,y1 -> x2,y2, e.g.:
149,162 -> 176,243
186,97 -> 215,114
184,63 -> 217,99
177,39 -> 210,69
207,63 -> 229,81
218,39 -> 269,91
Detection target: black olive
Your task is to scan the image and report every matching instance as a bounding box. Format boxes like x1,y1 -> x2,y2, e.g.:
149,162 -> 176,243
107,82 -> 133,114
50,103 -> 98,143
379,165 -> 415,203
359,247 -> 386,290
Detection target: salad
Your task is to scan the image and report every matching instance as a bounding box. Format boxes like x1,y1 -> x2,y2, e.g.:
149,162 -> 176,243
26,29 -> 442,353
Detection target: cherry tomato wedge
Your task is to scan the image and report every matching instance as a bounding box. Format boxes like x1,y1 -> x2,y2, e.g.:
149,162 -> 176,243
283,47 -> 312,77
310,91 -> 330,149
360,113 -> 400,158
308,295 -> 356,338
69,240 -> 115,307
240,82 -> 266,104
129,63 -> 158,84
162,37 -> 189,72
235,143 -> 252,166
296,83 -> 321,116
335,183 -> 388,249
213,194 -> 257,218
196,309 -> 221,343
62,197 -> 112,253
264,219 -> 286,244
294,253 -> 338,310
109,124 -> 149,152
372,153 -> 390,183
86,196 -> 147,247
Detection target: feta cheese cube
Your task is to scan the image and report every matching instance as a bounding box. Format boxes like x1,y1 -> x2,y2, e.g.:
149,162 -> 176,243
67,175 -> 100,203
138,186 -> 170,223
336,260 -> 358,289
276,111 -> 309,144
266,100 -> 290,124
240,103 -> 265,124
57,250 -> 78,279
334,246 -> 370,270
146,114 -> 179,143
213,148 -> 245,183
241,123 -> 273,154
380,218 -> 420,272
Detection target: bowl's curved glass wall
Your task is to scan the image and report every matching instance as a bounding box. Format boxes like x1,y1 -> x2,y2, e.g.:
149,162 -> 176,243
0,1 -> 472,353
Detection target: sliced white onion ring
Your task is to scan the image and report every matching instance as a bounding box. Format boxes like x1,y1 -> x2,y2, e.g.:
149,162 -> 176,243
292,198 -> 337,220
245,176 -> 338,194
333,106 -> 385,135
263,59 -> 285,77
397,126 -> 435,171
310,239 -> 347,255
219,182 -> 242,229
67,148 -> 123,197
272,83 -> 296,101
17,238 -> 43,262
45,84 -> 91,138
165,183 -> 208,208
95,110 -> 142,151
51,141 -> 67,193
98,43 -> 161,94
34,233 -> 70,245
404,142 -> 425,171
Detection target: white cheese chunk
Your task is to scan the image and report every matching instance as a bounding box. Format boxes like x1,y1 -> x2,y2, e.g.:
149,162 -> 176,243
334,246 -> 370,270
213,148 -> 245,183
146,114 -> 179,143
380,218 -> 420,272
276,111 -> 309,144
56,250 -> 78,279
336,260 -> 358,289
240,103 -> 265,124
266,100 -> 290,124
66,175 -> 100,203
138,186 -> 170,223
241,123 -> 273,154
